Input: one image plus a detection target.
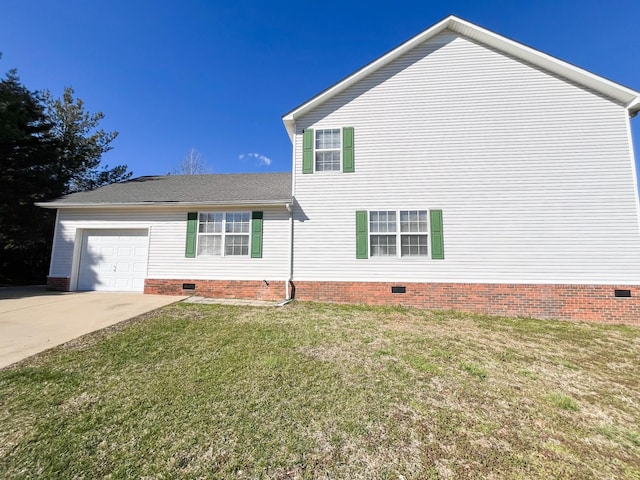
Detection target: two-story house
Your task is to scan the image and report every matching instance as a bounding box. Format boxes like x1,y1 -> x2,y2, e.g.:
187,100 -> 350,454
40,16 -> 640,323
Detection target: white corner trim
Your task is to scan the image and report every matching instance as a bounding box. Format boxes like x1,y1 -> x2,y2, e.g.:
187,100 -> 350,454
47,209 -> 60,277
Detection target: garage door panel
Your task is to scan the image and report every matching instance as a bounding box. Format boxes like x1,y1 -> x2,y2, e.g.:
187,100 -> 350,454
77,229 -> 148,292
115,278 -> 132,289
133,263 -> 147,273
116,263 -> 131,273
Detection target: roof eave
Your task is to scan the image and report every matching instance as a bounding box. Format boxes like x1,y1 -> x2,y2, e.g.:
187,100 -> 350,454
36,199 -> 293,209
627,97 -> 640,116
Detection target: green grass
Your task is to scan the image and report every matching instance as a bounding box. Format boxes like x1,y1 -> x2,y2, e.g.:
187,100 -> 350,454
547,393 -> 580,412
1,302 -> 639,479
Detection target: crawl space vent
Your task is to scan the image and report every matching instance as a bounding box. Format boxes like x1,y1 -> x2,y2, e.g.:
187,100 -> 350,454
614,289 -> 631,298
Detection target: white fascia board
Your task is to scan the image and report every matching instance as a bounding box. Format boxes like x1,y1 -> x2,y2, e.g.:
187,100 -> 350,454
282,15 -> 640,139
627,97 -> 640,116
35,199 -> 292,209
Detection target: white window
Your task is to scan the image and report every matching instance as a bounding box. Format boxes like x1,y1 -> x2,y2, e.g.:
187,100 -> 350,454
197,213 -> 223,255
315,129 -> 341,171
224,212 -> 250,255
370,211 -> 397,256
369,210 -> 428,257
400,210 -> 428,256
197,212 -> 250,256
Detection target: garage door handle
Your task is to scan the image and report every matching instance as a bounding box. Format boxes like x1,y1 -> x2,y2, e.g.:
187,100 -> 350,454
112,265 -> 117,272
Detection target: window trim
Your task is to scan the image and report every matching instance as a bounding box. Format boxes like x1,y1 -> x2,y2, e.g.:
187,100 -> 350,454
314,128 -> 342,173
368,209 -> 429,259
196,211 -> 251,257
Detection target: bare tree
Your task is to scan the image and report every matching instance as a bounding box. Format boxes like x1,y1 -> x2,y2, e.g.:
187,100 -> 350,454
174,148 -> 208,174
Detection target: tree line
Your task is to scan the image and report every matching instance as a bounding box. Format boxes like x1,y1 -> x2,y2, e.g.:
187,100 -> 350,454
0,67 -> 131,284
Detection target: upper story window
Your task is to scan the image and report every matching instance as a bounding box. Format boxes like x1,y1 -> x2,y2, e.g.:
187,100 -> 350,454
302,127 -> 354,174
198,212 -> 250,256
315,129 -> 341,171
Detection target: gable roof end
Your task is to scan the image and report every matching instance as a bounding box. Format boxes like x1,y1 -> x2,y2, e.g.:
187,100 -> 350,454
282,15 -> 640,139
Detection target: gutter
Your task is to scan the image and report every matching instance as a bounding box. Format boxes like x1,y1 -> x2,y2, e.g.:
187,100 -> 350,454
627,97 -> 640,118
36,199 -> 293,209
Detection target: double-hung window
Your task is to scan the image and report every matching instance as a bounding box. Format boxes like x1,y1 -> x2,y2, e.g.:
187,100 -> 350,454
224,212 -> 250,255
399,210 -> 428,256
369,210 -> 428,257
197,212 -> 250,256
370,211 -> 397,256
302,127 -> 354,174
198,213 -> 223,255
356,209 -> 443,260
315,129 -> 341,171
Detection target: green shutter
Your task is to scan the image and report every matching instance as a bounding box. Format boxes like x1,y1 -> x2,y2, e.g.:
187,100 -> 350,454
430,210 -> 444,260
356,210 -> 368,259
185,212 -> 198,258
342,127 -> 354,173
251,211 -> 263,258
302,129 -> 313,174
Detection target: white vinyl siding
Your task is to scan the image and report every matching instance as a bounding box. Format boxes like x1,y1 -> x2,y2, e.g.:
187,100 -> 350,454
49,207 -> 290,287
291,31 -> 640,284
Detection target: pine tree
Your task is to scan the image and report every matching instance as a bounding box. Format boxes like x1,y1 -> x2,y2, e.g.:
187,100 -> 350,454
0,69 -> 131,283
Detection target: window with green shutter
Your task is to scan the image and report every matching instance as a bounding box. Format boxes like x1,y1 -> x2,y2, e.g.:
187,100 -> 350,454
356,211 -> 368,259
186,211 -> 264,258
302,129 -> 313,174
342,127 -> 354,172
185,212 -> 198,258
251,211 -> 263,258
304,127 -> 355,173
430,210 -> 444,259
356,209 -> 444,260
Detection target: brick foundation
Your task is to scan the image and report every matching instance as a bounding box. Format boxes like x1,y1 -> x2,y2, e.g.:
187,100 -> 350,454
143,278 -> 640,325
292,281 -> 640,325
144,279 -> 283,302
47,276 -> 70,291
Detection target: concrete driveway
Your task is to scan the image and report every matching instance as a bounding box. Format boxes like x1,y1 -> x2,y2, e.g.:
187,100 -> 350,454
0,286 -> 187,369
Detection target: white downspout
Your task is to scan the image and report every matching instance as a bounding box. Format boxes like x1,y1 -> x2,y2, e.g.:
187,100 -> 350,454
285,201 -> 293,300
278,123 -> 296,306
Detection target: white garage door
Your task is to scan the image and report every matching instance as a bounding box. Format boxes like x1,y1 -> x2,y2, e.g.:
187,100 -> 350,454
77,229 -> 149,292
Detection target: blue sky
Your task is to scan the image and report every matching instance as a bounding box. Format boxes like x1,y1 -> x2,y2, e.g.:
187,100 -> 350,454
2,0 -> 639,177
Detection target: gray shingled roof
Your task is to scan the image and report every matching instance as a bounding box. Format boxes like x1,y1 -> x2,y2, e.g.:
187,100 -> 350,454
39,173 -> 292,207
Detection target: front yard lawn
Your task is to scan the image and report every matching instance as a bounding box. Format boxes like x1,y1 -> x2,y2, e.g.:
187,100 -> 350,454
1,302 -> 639,479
